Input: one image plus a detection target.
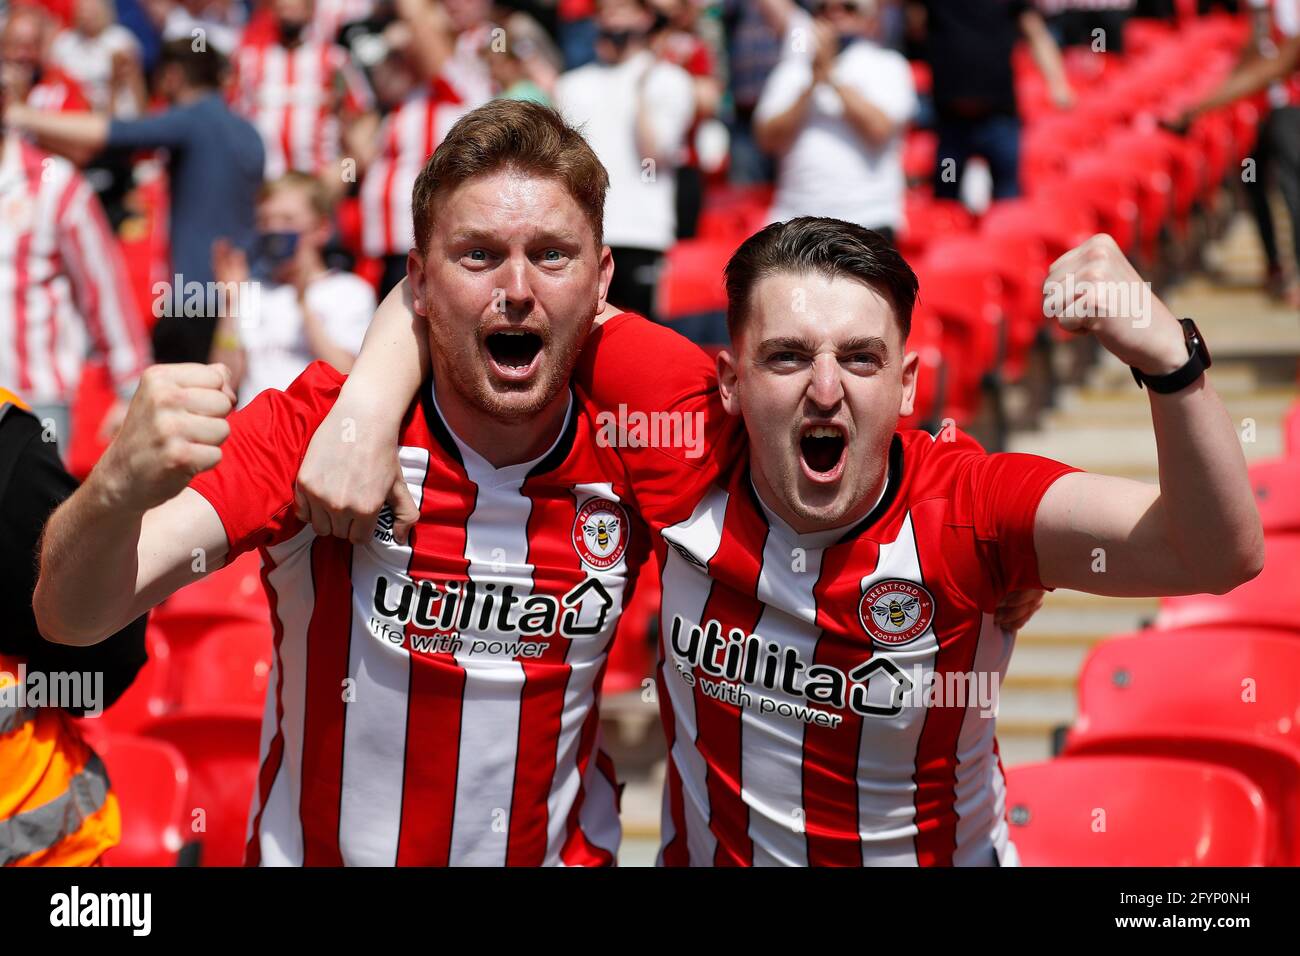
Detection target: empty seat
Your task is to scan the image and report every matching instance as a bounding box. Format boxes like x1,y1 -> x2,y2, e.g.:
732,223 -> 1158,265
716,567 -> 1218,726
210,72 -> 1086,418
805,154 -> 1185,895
138,708 -> 263,867
96,733 -> 191,867
1064,627 -> 1300,864
1005,755 -> 1268,866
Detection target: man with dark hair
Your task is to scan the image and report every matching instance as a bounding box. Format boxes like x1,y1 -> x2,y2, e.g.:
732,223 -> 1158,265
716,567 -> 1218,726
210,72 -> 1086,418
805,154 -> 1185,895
295,209 -> 1262,866
5,39 -> 265,363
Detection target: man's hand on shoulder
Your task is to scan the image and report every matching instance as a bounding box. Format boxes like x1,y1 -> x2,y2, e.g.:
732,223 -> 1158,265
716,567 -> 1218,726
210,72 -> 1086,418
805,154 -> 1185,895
93,363 -> 237,514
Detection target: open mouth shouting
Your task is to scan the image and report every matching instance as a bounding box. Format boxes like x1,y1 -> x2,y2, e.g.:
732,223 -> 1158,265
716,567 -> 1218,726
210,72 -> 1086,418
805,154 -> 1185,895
484,327 -> 545,382
799,422 -> 847,484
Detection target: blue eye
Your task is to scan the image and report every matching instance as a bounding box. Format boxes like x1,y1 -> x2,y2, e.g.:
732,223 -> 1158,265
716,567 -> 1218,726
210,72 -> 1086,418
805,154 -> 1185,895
467,250 -> 487,261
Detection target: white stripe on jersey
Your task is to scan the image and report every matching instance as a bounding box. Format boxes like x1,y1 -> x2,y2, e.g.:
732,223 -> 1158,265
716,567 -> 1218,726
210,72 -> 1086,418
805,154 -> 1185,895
251,523 -> 319,866
853,511 -> 935,865
656,486 -> 729,866
951,611 -> 1016,866
337,445 -> 431,864
544,481 -> 631,864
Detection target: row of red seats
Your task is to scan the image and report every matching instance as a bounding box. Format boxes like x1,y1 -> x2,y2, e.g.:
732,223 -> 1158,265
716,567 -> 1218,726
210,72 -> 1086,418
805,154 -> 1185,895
661,12 -> 1257,435
1008,437 -> 1300,865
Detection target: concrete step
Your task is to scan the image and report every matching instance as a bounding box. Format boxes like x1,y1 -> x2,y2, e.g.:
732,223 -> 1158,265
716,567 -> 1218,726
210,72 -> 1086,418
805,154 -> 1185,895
1046,387 -> 1297,429
1007,424 -> 1285,470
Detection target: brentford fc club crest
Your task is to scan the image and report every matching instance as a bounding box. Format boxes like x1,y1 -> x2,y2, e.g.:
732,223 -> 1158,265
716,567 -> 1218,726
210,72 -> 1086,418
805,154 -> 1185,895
859,579 -> 935,646
572,498 -> 628,571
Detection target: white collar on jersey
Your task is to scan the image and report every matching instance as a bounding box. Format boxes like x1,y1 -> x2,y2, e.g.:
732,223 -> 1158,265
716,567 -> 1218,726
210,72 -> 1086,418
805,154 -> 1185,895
749,462 -> 891,549
427,377 -> 576,485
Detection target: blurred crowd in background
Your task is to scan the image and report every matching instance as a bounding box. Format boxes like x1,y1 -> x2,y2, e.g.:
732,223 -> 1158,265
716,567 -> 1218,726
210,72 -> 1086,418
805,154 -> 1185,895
0,0 -> 1263,465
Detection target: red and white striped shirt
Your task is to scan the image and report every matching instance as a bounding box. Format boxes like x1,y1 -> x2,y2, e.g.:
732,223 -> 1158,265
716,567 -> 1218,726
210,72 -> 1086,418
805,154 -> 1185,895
26,65 -> 90,113
360,76 -> 470,257
189,361 -> 650,865
311,0 -> 375,44
0,134 -> 147,404
230,37 -> 374,179
576,315 -> 1081,866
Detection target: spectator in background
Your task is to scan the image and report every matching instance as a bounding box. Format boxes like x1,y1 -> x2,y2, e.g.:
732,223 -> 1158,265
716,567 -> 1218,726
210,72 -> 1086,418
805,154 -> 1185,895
555,0 -> 693,322
754,0 -> 916,240
229,0 -> 377,183
211,172 -> 375,407
357,0 -> 477,295
721,0 -> 798,185
1237,0 -> 1300,304
649,0 -> 721,239
908,0 -> 1074,202
484,28 -> 552,104
0,90 -> 148,458
1,5 -> 90,115
7,40 -> 265,363
438,0 -> 496,103
49,0 -> 144,115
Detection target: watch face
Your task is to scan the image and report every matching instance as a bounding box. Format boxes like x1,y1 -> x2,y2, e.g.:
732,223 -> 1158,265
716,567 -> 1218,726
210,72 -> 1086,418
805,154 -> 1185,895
1184,318 -> 1211,368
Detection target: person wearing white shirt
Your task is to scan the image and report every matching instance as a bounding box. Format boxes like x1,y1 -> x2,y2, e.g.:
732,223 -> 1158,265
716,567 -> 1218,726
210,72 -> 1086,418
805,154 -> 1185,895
210,172 -> 376,407
753,0 -> 917,238
49,0 -> 145,116
555,0 -> 694,323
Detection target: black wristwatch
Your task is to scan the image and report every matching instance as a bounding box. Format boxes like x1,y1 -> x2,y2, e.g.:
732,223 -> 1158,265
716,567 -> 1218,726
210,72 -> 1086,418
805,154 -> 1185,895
1130,318 -> 1212,394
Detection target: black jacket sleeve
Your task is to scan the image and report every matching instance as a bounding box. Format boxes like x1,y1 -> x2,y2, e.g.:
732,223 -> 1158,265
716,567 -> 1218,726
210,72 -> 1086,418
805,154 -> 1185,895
0,406 -> 148,716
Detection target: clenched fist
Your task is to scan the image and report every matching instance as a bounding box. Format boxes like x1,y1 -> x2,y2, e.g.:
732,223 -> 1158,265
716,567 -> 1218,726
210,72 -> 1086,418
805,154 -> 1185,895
1043,235 -> 1189,377
93,363 -> 236,513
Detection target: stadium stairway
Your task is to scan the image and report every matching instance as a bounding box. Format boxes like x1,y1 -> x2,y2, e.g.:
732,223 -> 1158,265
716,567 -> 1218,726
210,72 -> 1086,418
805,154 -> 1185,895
1000,207 -> 1300,766
612,208 -> 1300,863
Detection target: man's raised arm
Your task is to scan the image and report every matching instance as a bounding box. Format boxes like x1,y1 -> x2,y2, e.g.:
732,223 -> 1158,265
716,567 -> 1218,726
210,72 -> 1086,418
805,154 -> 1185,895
1032,236 -> 1265,598
34,364 -> 236,646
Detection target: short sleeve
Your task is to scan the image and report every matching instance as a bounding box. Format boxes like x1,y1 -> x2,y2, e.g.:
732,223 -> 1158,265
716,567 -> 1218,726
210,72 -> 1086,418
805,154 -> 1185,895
957,450 -> 1083,596
107,106 -> 196,149
754,58 -> 808,125
574,314 -> 744,525
188,362 -> 345,556
319,274 -> 376,355
858,52 -> 917,126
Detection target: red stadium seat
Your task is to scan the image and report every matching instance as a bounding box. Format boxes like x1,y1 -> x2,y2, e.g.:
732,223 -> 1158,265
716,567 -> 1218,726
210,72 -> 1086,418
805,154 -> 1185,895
980,197 -> 1094,263
902,129 -> 937,184
1154,535 -> 1300,633
170,618 -> 275,712
657,238 -> 737,319
1064,628 -> 1300,865
1248,459 -> 1300,536
96,734 -> 192,867
138,709 -> 264,866
922,233 -> 1049,382
152,549 -> 268,625
1051,158 -> 1140,256
1005,756 -> 1268,866
77,627 -> 173,740
913,256 -> 1004,424
897,194 -> 975,261
898,302 -> 946,430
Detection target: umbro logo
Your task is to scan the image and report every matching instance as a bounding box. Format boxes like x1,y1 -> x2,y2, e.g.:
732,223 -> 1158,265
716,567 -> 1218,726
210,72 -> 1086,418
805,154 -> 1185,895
374,505 -> 395,543
668,540 -> 707,572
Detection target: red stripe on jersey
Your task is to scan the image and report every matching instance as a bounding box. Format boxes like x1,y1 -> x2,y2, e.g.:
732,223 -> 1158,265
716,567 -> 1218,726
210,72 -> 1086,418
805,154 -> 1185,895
801,535 -> 881,866
380,119 -> 399,256
50,174 -> 89,399
503,482 -> 583,865
12,151 -> 38,393
316,45 -> 330,172
559,695 -> 615,866
909,499 -> 979,866
394,453 -> 476,866
245,547 -> 292,866
280,48 -> 295,173
299,537 -> 353,865
695,490 -> 768,866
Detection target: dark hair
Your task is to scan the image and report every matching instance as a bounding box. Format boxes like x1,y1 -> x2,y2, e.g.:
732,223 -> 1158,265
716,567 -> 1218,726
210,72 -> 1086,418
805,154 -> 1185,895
411,99 -> 609,256
724,217 -> 918,343
156,38 -> 227,91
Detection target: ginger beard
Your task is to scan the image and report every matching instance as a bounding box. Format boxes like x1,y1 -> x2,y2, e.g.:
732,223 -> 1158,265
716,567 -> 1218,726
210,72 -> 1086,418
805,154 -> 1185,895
409,169 -> 609,426
718,272 -> 918,533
